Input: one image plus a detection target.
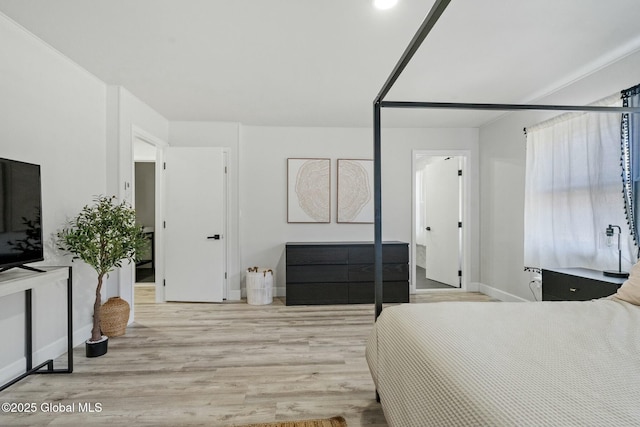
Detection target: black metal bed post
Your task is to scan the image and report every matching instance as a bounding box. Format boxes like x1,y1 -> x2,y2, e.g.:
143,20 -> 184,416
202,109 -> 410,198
374,101 -> 383,319
372,0 -> 452,321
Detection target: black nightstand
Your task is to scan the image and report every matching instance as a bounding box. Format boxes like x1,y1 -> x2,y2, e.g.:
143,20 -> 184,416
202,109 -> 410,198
542,267 -> 626,301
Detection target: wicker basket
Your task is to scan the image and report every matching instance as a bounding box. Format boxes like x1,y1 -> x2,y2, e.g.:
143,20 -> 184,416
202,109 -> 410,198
100,297 -> 130,337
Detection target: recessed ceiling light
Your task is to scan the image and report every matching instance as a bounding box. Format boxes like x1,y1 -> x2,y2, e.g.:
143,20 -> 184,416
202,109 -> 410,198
373,0 -> 398,10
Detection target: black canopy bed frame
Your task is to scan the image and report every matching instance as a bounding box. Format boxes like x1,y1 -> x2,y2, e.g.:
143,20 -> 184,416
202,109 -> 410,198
371,0 -> 640,320
368,2 -> 640,424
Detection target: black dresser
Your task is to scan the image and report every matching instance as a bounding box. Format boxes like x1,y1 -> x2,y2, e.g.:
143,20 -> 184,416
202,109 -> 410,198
542,267 -> 626,301
285,241 -> 410,305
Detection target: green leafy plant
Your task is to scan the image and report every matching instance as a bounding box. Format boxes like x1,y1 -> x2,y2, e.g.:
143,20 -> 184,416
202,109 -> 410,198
58,196 -> 146,342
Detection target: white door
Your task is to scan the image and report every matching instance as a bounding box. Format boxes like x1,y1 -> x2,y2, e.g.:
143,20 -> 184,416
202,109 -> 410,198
424,157 -> 461,287
164,147 -> 226,302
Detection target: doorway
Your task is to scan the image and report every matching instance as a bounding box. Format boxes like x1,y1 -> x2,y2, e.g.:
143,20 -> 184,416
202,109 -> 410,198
412,150 -> 469,293
130,127 -> 167,306
133,138 -> 158,296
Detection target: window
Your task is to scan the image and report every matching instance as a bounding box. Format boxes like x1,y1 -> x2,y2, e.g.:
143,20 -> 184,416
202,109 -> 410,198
524,94 -> 635,272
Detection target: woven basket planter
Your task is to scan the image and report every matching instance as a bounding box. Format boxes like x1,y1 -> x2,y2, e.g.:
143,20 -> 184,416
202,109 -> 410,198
100,297 -> 130,337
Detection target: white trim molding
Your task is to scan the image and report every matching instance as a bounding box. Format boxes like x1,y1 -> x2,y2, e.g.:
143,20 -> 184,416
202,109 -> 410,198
473,282 -> 530,302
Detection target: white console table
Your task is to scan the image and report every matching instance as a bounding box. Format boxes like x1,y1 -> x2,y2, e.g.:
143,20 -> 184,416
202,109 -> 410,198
0,266 -> 73,392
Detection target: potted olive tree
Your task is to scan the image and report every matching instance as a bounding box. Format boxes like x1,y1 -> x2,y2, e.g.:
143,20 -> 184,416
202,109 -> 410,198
58,196 -> 146,357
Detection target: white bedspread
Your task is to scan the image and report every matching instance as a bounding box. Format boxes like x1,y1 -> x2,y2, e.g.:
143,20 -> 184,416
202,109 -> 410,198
366,299 -> 640,426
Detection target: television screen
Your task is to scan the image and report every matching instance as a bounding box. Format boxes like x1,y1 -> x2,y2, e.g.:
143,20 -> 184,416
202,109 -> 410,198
0,158 -> 44,270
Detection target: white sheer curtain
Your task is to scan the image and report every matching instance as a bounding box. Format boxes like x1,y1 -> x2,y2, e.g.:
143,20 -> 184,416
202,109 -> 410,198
524,94 -> 636,272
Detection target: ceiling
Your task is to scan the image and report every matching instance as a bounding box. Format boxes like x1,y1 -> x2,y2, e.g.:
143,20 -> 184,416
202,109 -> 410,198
1,0 -> 640,128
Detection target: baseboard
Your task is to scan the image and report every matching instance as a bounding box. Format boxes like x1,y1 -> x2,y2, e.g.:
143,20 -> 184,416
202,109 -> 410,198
466,281 -> 479,292
227,289 -> 241,301
474,282 -> 529,302
0,324 -> 90,386
236,286 -> 285,300
74,323 -> 93,347
32,336 -> 69,367
0,358 -> 26,386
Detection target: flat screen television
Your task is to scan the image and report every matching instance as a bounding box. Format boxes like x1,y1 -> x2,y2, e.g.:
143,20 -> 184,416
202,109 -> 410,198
0,158 -> 44,271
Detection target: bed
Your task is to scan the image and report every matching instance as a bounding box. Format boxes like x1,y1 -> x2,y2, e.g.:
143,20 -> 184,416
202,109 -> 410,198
366,286 -> 640,426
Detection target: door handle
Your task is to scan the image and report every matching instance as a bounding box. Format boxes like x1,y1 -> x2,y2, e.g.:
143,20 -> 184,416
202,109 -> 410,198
426,227 -> 431,231
207,234 -> 222,240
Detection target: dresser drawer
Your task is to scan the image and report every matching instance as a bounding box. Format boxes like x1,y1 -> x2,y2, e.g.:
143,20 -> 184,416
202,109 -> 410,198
286,282 -> 348,305
286,265 -> 348,283
348,245 -> 408,264
348,281 -> 409,304
542,269 -> 621,301
347,263 -> 409,282
286,246 -> 348,265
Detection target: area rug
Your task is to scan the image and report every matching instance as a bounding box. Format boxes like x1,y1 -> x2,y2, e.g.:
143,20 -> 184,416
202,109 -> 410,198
234,415 -> 347,427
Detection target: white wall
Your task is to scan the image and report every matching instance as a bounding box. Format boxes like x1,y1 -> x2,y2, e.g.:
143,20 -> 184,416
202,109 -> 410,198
240,126 -> 479,295
479,49 -> 640,301
0,13 -> 107,383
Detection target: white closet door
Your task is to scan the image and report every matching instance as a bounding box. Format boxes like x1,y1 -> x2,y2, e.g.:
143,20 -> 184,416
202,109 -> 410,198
164,147 -> 225,302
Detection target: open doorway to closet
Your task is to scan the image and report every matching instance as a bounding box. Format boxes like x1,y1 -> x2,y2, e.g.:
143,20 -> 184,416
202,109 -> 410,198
412,150 -> 469,292
133,137 -> 158,296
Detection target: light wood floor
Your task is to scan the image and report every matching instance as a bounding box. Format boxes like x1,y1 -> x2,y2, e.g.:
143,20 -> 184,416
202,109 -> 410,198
1,288 -> 494,426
